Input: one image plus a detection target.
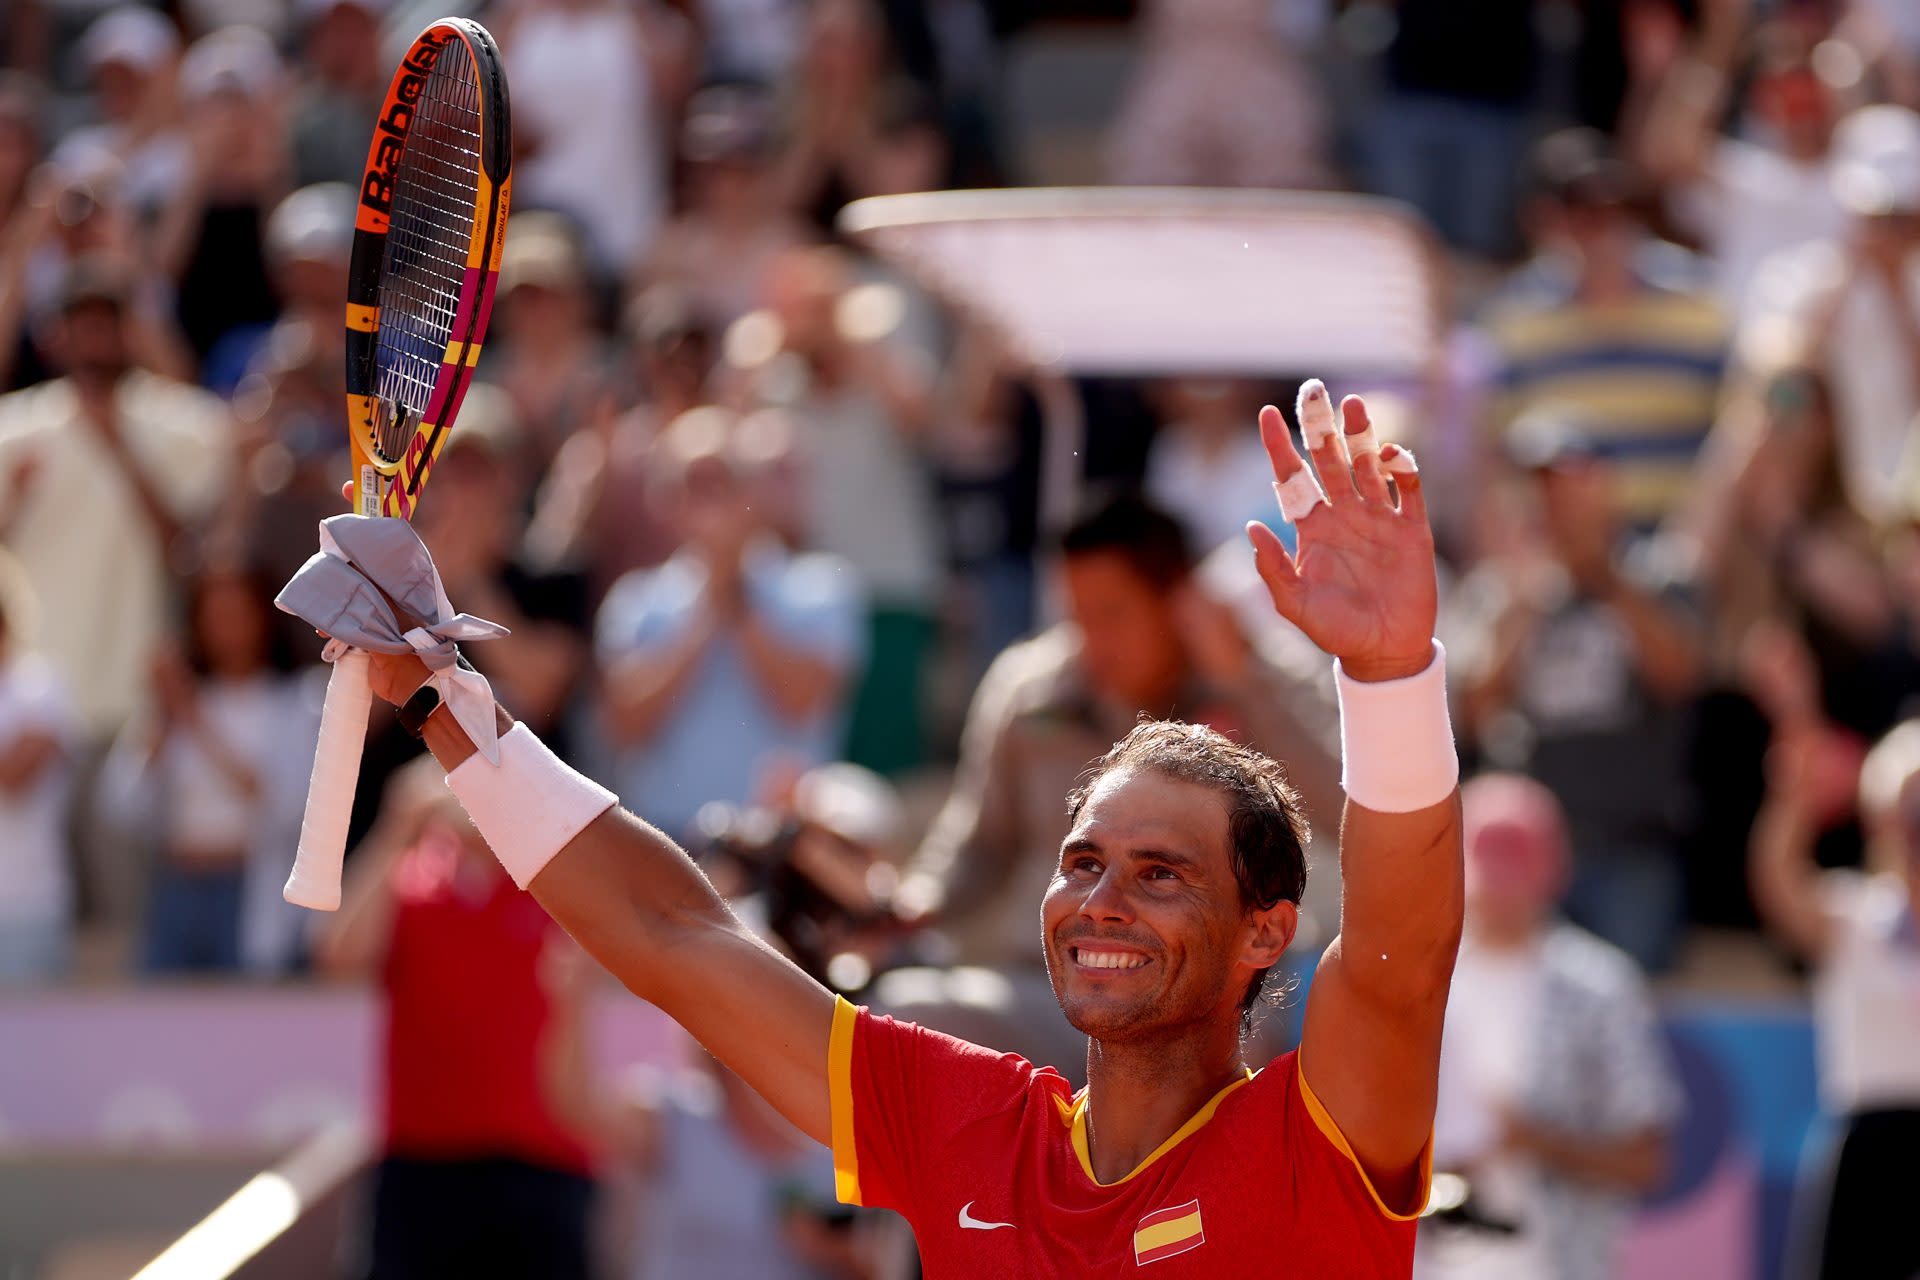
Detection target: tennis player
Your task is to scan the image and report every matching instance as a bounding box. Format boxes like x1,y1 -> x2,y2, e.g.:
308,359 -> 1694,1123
353,384 -> 1461,1277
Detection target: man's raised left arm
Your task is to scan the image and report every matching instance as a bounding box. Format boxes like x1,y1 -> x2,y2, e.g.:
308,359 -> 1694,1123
1246,381 -> 1463,1214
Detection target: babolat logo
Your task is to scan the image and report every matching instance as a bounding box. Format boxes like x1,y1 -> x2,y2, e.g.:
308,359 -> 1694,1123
360,31 -> 452,217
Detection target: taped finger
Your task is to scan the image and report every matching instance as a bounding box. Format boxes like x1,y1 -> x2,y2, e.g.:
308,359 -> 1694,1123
1274,468 -> 1327,523
1382,445 -> 1419,477
1296,378 -> 1339,450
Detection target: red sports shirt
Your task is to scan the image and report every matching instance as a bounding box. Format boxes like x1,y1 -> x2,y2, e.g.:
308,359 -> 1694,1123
828,1000 -> 1426,1277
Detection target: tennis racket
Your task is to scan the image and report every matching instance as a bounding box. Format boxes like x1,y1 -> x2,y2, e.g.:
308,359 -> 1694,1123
286,16 -> 512,911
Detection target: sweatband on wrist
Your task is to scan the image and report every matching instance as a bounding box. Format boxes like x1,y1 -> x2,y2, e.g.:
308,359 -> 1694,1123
446,722 -> 618,888
1335,641 -> 1458,813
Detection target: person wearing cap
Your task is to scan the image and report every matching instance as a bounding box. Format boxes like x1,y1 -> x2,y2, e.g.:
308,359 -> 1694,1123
644,84 -> 811,332
1448,407 -> 1704,972
0,256 -> 229,927
154,25 -> 286,367
1416,774 -> 1678,1280
1741,103 -> 1920,525
51,5 -> 188,218
1751,718 -> 1920,1279
1479,128 -> 1729,528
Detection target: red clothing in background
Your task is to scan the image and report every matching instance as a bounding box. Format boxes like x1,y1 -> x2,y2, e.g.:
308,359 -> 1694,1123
380,837 -> 591,1174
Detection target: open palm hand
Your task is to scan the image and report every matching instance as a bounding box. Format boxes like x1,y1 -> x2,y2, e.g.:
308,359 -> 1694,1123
1246,383 -> 1438,683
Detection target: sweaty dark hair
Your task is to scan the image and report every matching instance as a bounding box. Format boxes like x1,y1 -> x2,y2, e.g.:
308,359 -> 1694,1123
1065,720 -> 1310,1030
1055,491 -> 1193,591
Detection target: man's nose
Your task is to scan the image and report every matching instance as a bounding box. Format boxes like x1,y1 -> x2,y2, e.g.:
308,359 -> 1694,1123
1080,867 -> 1134,924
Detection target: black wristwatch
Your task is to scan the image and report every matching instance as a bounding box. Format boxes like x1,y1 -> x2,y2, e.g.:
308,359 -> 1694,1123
397,681 -> 443,739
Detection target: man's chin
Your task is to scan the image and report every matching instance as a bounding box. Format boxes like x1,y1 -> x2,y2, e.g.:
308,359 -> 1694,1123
1058,990 -> 1160,1041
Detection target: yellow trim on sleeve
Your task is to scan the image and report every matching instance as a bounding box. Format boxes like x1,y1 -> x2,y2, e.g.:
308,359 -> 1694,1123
1070,1070 -> 1255,1187
1296,1056 -> 1432,1222
828,996 -> 862,1206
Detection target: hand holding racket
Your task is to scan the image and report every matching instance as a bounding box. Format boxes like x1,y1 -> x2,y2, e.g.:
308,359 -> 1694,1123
285,16 -> 512,911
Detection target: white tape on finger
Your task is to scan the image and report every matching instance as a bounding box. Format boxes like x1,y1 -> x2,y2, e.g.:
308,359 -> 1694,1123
1383,447 -> 1419,477
1274,470 -> 1326,523
1345,426 -> 1379,458
1296,378 -> 1338,448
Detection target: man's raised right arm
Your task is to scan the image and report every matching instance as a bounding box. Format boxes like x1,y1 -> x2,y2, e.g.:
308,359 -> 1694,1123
399,661 -> 839,1145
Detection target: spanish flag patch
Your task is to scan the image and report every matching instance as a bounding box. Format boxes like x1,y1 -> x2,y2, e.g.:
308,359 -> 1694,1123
1133,1198 -> 1204,1265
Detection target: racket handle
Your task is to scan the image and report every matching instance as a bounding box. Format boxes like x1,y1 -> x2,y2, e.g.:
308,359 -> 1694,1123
285,649 -> 373,911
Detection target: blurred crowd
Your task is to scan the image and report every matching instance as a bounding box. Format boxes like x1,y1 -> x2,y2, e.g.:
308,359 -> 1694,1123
1,0 -> 1919,1277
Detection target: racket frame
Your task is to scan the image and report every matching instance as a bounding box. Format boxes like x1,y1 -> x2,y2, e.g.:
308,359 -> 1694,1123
343,15 -> 513,519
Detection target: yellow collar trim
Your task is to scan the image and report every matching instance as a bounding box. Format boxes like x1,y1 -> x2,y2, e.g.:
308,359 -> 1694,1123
1068,1069 -> 1257,1188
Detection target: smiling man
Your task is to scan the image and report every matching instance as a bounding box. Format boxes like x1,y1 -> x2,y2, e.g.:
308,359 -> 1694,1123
343,380 -> 1463,1278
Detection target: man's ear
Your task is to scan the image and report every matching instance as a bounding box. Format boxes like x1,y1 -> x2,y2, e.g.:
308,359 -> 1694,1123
1242,899 -> 1298,971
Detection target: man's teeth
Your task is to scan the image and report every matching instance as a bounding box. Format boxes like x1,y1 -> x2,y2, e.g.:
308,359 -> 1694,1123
1076,949 -> 1147,970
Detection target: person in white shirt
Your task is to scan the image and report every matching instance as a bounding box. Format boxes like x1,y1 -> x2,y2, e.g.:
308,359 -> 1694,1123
0,554 -> 78,982
1420,773 -> 1678,1280
111,564 -> 310,976
1145,378 -> 1298,560
1751,717 -> 1920,1280
1738,104 -> 1920,524
1636,26 -> 1850,314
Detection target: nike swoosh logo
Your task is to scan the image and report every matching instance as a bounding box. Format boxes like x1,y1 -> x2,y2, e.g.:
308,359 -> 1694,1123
958,1201 -> 1016,1231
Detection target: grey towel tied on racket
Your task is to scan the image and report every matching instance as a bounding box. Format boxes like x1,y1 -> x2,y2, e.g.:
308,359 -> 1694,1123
276,515 -> 510,763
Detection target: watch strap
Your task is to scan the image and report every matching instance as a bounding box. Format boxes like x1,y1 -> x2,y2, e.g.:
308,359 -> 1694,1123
397,680 -> 443,739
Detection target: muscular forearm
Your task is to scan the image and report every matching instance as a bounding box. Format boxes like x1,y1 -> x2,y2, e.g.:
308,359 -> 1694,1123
417,698 -> 838,1142
1336,796 -> 1465,1008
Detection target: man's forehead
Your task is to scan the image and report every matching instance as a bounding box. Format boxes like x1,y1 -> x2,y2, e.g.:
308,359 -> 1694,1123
1068,767 -> 1232,855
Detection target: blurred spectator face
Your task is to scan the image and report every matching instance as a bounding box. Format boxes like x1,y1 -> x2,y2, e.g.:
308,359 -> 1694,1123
656,409 -> 765,562
803,0 -> 886,88
1536,458 -> 1617,570
49,297 -> 130,384
268,183 -> 355,311
1461,774 -> 1571,942
1551,196 -> 1638,269
1061,551 -> 1186,708
498,220 -> 592,341
1752,59 -> 1835,158
765,250 -> 847,359
79,8 -> 180,124
190,569 -> 272,676
640,327 -> 712,407
304,0 -> 383,87
692,155 -> 772,220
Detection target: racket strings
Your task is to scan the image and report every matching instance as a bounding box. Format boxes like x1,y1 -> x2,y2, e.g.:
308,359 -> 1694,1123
371,36 -> 482,461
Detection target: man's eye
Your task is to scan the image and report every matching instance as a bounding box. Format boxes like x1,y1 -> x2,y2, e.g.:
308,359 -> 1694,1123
1070,857 -> 1101,875
1146,866 -> 1178,881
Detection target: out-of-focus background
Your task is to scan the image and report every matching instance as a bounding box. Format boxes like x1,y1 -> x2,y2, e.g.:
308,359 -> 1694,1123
0,0 -> 1917,1277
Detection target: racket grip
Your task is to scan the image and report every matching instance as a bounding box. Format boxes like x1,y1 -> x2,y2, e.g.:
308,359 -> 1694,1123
285,649 -> 373,911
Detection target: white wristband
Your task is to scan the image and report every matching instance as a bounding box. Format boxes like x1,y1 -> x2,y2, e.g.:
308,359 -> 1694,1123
446,722 -> 618,888
1336,641 -> 1458,813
